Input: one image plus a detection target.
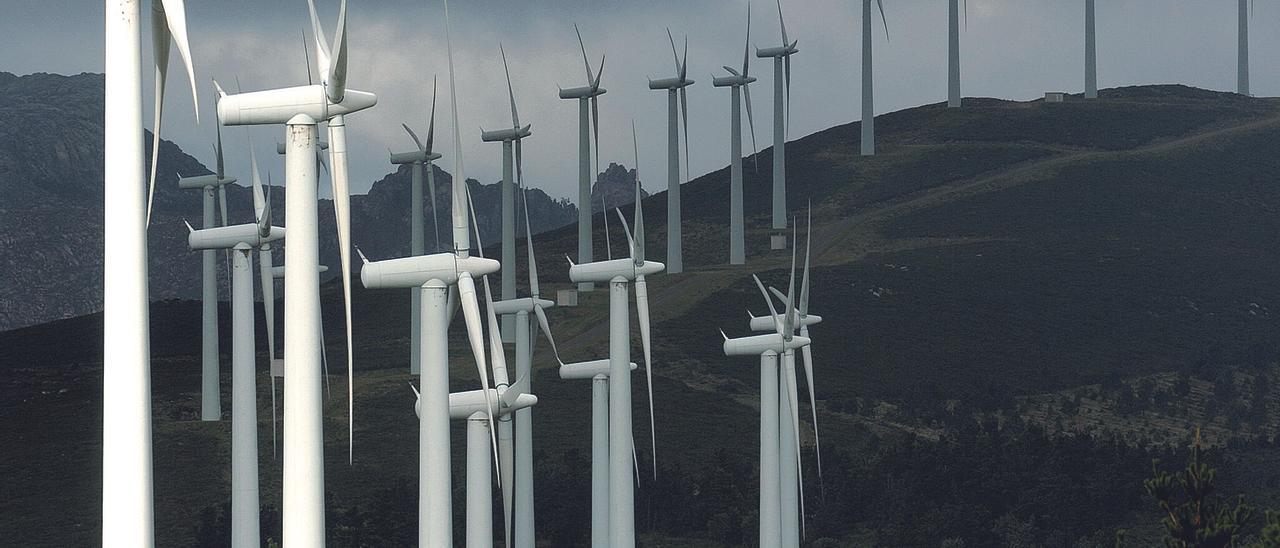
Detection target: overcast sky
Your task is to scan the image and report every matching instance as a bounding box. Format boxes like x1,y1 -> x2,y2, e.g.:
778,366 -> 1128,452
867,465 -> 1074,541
5,1 -> 1277,201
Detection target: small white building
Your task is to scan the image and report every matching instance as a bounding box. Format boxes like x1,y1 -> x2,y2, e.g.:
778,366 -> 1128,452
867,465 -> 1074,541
1045,92 -> 1068,103
557,289 -> 579,307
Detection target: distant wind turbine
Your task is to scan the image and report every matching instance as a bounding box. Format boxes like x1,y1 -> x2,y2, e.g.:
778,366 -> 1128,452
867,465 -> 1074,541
1084,0 -> 1097,99
712,3 -> 759,265
559,24 -> 607,293
481,46 -> 533,342
948,0 -> 968,108
391,79 -> 444,375
1239,0 -> 1253,96
185,150 -> 284,548
648,29 -> 695,274
757,0 -> 798,249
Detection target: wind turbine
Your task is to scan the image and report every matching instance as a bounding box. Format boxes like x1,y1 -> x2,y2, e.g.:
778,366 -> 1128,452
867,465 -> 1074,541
185,151 -> 284,548
567,124 -> 663,547
356,0 -> 502,542
215,0 -> 374,540
489,189 -> 562,548
103,0 -> 196,543
713,3 -> 759,266
558,358 -> 638,547
1084,0 -> 1097,99
948,0 -> 968,108
721,256 -> 810,548
176,113 -> 235,422
481,46 -> 532,343
648,30 -> 694,274
558,24 -> 606,293
859,0 -> 889,157
757,0 -> 797,249
391,79 -> 444,375
1239,0 -> 1253,96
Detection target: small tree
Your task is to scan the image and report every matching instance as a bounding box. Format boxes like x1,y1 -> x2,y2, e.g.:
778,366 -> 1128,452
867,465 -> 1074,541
1143,429 -> 1254,547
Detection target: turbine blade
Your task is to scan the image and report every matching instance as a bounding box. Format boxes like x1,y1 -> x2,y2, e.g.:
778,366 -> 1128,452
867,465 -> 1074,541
532,305 -> 560,361
782,351 -> 807,538
250,148 -> 266,222
327,120 -> 356,464
680,36 -> 688,81
800,325 -> 821,478
575,23 -> 594,83
742,2 -> 752,76
302,29 -> 313,86
327,0 -> 349,103
457,272 -> 501,486
876,0 -> 889,41
784,222 -> 797,335
784,55 -> 792,137
680,86 -> 690,183
744,81 -> 759,172
213,82 -> 225,178
260,248 -> 275,363
305,0 -> 332,79
594,54 -> 606,89
427,167 -> 441,252
666,28 -> 681,74
631,121 -> 646,263
146,3 -> 170,228
752,274 -> 784,336
444,0 -> 469,253
603,192 -> 613,260
777,0 -> 788,45
403,123 -> 424,152
500,419 -> 515,548
636,276 -> 657,479
160,0 -> 199,120
616,208 -> 635,261
501,45 -> 520,128
480,277 -> 510,386
521,188 -> 540,297
800,206 -> 811,315
426,76 -> 438,153
591,95 -> 600,193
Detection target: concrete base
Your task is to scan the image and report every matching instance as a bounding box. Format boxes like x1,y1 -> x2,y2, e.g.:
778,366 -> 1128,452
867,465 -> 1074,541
770,234 -> 787,250
557,289 -> 580,307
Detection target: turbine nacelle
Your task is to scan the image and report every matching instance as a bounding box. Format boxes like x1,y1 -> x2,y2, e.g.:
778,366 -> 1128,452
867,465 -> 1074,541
360,252 -> 499,289
722,332 -> 811,357
188,223 -> 284,250
411,388 -> 539,420
568,257 -> 665,284
647,76 -> 695,90
557,85 -> 607,99
389,149 -> 443,165
480,125 -> 532,143
559,358 -> 638,380
490,296 -> 556,316
177,174 -> 237,190
749,312 -> 822,332
217,84 -> 376,127
755,43 -> 798,58
712,74 -> 757,87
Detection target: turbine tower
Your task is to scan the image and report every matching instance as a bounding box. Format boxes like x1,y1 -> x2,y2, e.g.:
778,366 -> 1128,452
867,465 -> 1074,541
648,30 -> 693,274
558,24 -> 606,293
712,3 -> 759,266
176,116 -> 234,421
185,151 -> 284,548
558,358 -> 637,547
391,80 -> 444,374
757,0 -> 797,250
481,46 -> 532,342
948,0 -> 967,108
103,0 -> 197,543
1239,0 -> 1251,96
860,0 -> 889,157
1084,0 -> 1097,99
567,125 -> 663,547
215,0 -> 374,541
266,263 -> 333,459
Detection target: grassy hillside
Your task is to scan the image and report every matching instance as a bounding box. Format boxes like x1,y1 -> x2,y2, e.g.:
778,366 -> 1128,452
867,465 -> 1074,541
4,86 -> 1280,546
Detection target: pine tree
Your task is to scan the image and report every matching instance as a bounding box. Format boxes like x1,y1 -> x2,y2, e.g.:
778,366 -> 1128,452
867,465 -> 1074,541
1143,428 -> 1254,547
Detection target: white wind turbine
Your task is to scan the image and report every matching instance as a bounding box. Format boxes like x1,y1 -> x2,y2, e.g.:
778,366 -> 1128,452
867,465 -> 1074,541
757,0 -> 797,250
721,251 -> 810,548
713,3 -> 760,266
648,30 -> 694,274
947,0 -> 968,108
557,358 -> 638,548
567,124 -> 663,548
1084,0 -> 1097,99
215,0 -> 374,540
489,189 -> 562,548
176,102 -> 234,422
391,79 -> 444,375
356,0 -> 502,542
185,150 -> 284,548
481,46 -> 532,343
103,0 -> 197,543
859,0 -> 890,157
558,24 -> 606,293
